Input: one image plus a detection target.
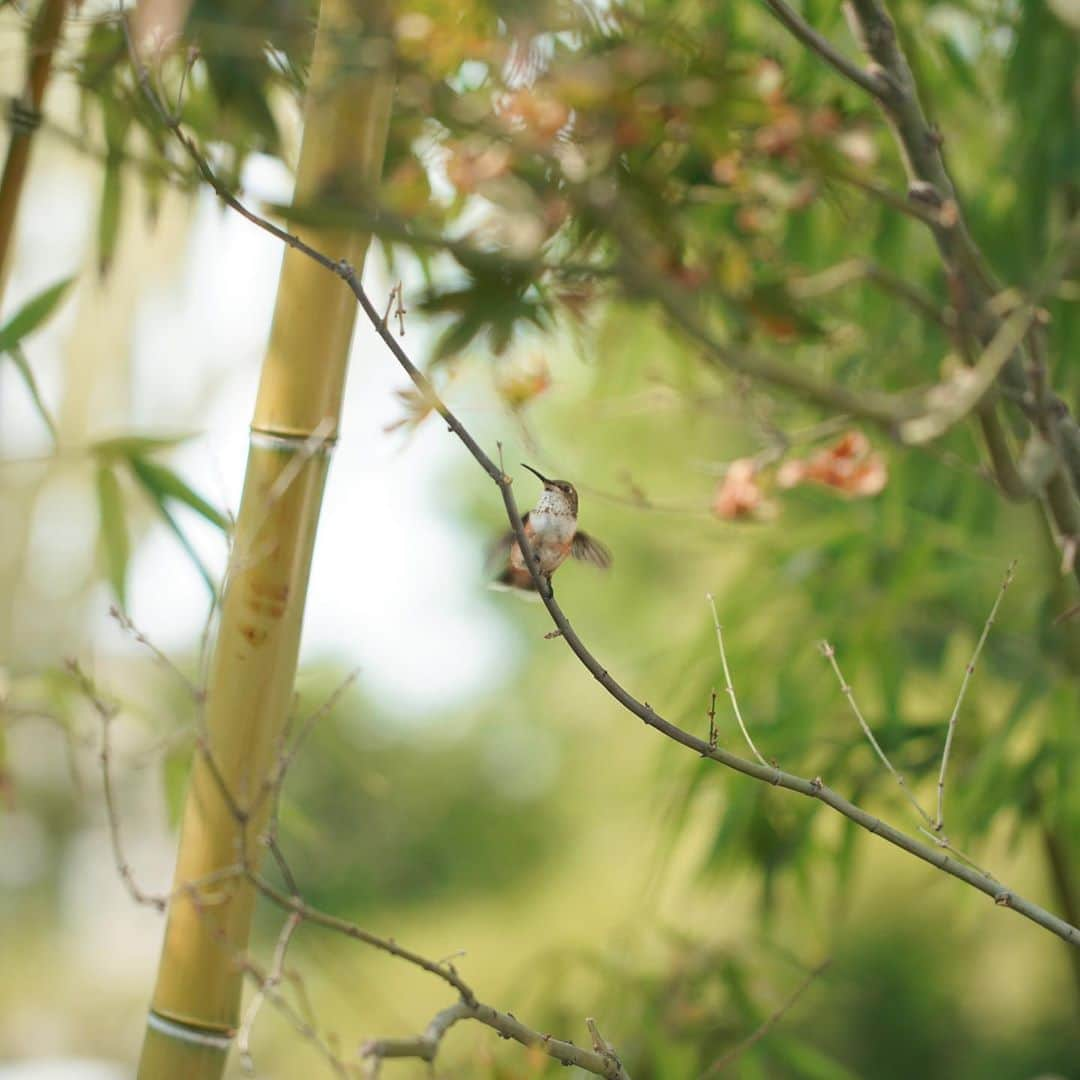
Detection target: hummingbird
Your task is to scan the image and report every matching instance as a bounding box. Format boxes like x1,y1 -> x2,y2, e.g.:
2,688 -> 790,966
491,463 -> 612,594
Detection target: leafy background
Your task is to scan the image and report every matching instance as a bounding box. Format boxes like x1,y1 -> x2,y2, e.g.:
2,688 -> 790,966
0,1 -> 1078,1077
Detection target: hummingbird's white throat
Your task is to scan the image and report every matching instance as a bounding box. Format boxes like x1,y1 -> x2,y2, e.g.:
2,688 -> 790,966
535,487 -> 576,518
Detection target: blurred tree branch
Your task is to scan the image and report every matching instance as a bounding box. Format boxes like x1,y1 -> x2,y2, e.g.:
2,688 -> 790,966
760,0 -> 1080,579
758,0 -> 888,98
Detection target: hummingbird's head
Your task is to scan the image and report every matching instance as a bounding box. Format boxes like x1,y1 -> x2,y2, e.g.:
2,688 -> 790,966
522,463 -> 578,517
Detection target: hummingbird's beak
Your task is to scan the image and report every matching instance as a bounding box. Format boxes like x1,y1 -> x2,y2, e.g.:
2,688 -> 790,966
520,462 -> 551,484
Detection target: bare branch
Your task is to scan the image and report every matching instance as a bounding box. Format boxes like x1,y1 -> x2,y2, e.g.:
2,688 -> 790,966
602,208 -> 913,430
238,911 -> 302,1074
826,165 -> 956,229
67,659 -> 168,913
127,34 -> 1080,950
700,960 -> 830,1077
245,868 -> 478,1002
935,560 -> 1017,834
68,659 -> 248,916
758,0 -> 888,98
789,258 -> 948,329
901,305 -> 1038,445
361,1000 -> 470,1071
249,665 -> 362,824
587,1016 -> 628,1078
237,952 -> 351,1079
362,1001 -> 630,1079
819,642 -> 933,827
708,594 -> 768,766
820,641 -> 997,878
110,605 -> 204,702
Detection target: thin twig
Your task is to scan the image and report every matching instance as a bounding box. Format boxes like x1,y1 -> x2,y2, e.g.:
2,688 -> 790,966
392,280 -> 406,337
249,665 -> 362,823
757,0 -> 887,98
67,659 -> 168,912
789,258 -> 947,329
935,560 -> 1016,834
821,641 -> 996,879
699,959 -> 831,1077
381,284 -> 396,328
361,1001 -> 471,1065
237,954 -> 351,1079
361,1000 -> 630,1079
707,594 -> 768,766
819,641 -> 933,828
238,911 -> 302,1074
109,605 -> 203,702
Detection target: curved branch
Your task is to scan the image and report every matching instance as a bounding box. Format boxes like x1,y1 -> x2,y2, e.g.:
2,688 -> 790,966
129,36 -> 1080,952
361,1000 -> 630,1079
343,273 -> 1080,951
757,0 -> 888,98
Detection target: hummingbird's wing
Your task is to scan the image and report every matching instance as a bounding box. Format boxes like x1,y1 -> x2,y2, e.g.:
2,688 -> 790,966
485,513 -> 530,576
571,530 -> 612,569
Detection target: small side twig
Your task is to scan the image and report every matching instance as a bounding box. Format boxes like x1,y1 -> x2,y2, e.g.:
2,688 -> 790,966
249,665 -> 362,823
699,959 -> 831,1077
393,280 -> 407,337
935,559 -> 1016,834
707,594 -> 768,766
238,911 -> 303,1073
67,659 -> 168,912
819,641 -> 933,828
237,951 -> 350,1079
789,258 -> 947,329
361,1001 -> 630,1079
110,605 -> 204,702
757,0 -> 887,98
821,639 -> 997,879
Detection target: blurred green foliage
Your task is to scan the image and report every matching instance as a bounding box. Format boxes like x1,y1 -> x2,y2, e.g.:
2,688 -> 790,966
1,0 -> 1078,1075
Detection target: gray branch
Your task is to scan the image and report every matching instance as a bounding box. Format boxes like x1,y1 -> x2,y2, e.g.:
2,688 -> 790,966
128,15 -> 1080,955
361,1001 -> 630,1079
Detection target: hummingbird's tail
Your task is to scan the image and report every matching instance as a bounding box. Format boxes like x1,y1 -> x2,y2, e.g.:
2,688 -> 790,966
490,566 -> 544,598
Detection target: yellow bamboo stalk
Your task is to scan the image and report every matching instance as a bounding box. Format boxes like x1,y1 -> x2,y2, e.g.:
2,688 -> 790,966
138,3 -> 393,1075
0,0 -> 68,299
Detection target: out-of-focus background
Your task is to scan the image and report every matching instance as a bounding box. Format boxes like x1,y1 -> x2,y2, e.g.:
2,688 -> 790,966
2,1 -> 1078,1077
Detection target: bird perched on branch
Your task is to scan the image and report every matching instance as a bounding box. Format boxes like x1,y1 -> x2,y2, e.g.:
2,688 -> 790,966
491,463 -> 612,594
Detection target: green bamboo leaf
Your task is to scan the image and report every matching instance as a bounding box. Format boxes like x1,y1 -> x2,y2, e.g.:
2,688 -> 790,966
162,747 -> 192,829
8,344 -> 57,443
265,199 -> 375,230
98,94 -> 130,277
128,456 -> 229,532
91,433 -> 196,460
938,36 -> 979,97
0,277 -> 74,353
429,312 -> 485,363
95,465 -> 130,607
153,496 -> 219,598
97,158 -> 124,277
